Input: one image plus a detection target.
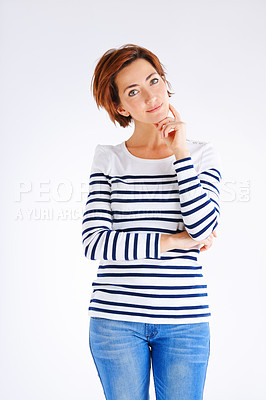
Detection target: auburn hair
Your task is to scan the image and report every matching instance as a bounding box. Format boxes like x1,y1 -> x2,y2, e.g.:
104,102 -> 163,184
90,43 -> 175,128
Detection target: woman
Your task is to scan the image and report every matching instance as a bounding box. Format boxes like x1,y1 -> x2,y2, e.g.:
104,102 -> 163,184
82,44 -> 222,400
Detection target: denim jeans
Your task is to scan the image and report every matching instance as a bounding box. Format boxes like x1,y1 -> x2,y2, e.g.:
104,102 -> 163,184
89,317 -> 210,400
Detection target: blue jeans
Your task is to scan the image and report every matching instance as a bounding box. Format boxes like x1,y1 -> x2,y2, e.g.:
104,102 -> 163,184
89,317 -> 210,400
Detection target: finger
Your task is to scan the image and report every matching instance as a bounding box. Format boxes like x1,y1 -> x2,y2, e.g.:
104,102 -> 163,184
202,236 -> 212,244
200,246 -> 207,252
200,244 -> 208,252
202,237 -> 213,247
156,117 -> 176,131
169,103 -> 181,122
160,120 -> 184,136
201,243 -> 212,251
200,240 -> 213,252
163,123 -> 178,137
207,239 -> 213,248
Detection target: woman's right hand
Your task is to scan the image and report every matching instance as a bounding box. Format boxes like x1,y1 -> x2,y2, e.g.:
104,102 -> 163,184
160,230 -> 217,253
198,230 -> 218,252
175,229 -> 217,252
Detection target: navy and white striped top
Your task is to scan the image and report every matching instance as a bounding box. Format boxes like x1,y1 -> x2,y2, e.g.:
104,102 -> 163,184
82,139 -> 222,324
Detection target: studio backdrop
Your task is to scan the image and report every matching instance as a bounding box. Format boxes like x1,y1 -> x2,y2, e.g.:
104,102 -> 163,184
1,1 -> 265,399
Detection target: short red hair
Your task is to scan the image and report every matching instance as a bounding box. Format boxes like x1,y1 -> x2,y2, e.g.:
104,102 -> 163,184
90,43 -> 175,128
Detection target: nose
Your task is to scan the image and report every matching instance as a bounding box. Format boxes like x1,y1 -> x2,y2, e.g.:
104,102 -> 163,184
144,89 -> 158,105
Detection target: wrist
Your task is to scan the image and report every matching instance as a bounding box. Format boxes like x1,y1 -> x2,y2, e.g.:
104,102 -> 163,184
173,148 -> 190,161
160,234 -> 174,253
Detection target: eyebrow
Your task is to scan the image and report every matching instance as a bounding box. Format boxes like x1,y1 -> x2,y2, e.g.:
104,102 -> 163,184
123,72 -> 158,93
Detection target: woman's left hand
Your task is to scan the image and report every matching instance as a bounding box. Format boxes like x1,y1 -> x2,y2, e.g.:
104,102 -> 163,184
153,103 -> 188,154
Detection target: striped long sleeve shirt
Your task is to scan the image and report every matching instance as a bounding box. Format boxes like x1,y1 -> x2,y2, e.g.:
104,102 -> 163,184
82,139 -> 222,324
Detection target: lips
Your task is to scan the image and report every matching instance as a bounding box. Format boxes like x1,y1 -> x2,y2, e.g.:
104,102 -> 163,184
147,103 -> 162,112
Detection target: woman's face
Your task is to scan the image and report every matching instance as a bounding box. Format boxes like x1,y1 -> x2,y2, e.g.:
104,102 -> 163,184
115,58 -> 170,124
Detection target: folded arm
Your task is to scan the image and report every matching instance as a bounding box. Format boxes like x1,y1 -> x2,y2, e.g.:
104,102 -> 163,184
82,145 -> 161,261
173,142 -> 222,241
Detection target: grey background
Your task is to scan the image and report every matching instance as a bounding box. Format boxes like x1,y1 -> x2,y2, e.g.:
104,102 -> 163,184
1,0 -> 265,399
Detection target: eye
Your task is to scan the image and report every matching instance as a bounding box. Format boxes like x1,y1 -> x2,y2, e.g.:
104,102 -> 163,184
128,89 -> 138,97
128,78 -> 159,97
151,78 -> 159,84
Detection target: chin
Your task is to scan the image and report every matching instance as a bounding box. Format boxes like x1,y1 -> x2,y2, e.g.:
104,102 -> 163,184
153,107 -> 169,123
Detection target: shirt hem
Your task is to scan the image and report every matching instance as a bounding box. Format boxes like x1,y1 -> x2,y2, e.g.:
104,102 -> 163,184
88,309 -> 211,325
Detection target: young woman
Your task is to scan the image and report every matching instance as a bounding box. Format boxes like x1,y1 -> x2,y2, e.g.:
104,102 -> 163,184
82,44 -> 222,400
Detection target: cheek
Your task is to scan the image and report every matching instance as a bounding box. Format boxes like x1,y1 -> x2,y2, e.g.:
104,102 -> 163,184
160,82 -> 169,95
128,98 -> 144,113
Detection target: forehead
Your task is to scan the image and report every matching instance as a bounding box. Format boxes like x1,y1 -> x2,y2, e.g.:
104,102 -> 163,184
115,58 -> 157,87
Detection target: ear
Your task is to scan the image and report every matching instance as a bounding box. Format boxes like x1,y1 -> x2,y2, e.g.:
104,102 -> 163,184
117,104 -> 130,117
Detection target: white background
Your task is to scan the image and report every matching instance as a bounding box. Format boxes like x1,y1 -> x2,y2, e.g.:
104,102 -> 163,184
1,0 -> 265,399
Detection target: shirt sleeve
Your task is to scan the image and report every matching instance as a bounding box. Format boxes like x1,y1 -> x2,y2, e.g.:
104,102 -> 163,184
173,141 -> 222,241
82,144 -> 161,261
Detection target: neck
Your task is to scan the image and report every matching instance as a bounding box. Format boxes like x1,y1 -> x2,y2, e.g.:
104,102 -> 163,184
126,120 -> 165,150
